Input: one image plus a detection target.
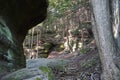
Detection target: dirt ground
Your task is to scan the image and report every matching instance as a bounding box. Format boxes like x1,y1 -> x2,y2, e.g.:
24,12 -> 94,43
48,49 -> 101,80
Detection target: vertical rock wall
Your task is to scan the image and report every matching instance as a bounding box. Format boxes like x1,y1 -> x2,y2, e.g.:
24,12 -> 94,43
0,0 -> 48,70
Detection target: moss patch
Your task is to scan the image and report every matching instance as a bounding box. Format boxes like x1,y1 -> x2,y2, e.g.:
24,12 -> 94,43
47,60 -> 68,75
55,44 -> 65,52
39,66 -> 53,80
43,42 -> 52,50
39,53 -> 48,58
35,78 -> 42,80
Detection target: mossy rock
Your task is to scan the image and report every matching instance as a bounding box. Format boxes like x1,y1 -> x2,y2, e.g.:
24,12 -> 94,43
39,50 -> 49,58
38,42 -> 53,57
43,42 -> 52,50
39,54 -> 48,58
39,66 -> 54,80
55,44 -> 65,52
1,68 -> 51,80
47,60 -> 68,73
39,50 -> 49,54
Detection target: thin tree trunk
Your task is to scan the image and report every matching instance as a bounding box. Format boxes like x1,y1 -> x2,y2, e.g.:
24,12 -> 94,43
30,28 -> 34,59
91,0 -> 120,80
36,26 -> 39,58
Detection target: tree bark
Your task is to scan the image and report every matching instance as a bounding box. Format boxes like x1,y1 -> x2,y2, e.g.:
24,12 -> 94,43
91,0 -> 120,80
113,0 -> 120,48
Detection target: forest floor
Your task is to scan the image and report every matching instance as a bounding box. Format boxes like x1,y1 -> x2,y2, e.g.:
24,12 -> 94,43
47,49 -> 101,80
1,49 -> 101,80
23,30 -> 101,80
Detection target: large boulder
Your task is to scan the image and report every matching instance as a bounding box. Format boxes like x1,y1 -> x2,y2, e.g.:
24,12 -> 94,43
0,0 -> 48,71
1,68 -> 53,80
1,58 -> 68,80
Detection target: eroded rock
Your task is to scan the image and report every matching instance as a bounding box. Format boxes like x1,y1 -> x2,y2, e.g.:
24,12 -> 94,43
1,58 -> 67,80
0,0 -> 48,73
1,68 -> 50,80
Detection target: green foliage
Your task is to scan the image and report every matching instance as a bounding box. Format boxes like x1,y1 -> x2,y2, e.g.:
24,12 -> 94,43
49,0 -> 86,16
43,0 -> 89,29
71,28 -> 80,36
80,48 -> 89,54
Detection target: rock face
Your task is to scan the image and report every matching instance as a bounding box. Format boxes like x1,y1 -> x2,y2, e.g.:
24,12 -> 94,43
1,68 -> 52,80
1,58 -> 66,80
0,0 -> 48,71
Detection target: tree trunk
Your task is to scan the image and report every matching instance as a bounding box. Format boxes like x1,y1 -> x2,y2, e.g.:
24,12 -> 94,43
91,0 -> 120,80
113,0 -> 120,48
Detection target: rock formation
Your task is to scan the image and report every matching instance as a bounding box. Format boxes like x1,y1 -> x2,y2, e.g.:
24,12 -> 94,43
0,0 -> 48,70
